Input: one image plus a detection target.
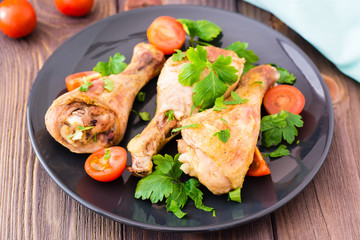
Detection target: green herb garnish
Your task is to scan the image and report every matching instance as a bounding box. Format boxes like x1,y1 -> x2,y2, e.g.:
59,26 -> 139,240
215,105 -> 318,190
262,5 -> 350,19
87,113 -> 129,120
260,110 -> 303,148
67,126 -> 94,139
93,53 -> 128,77
172,49 -> 186,61
177,19 -> 222,46
178,45 -> 239,109
225,41 -> 259,75
213,128 -> 231,143
263,144 -> 290,158
79,76 -> 92,92
102,78 -> 114,92
136,91 -> 146,102
104,149 -> 110,160
165,109 -> 175,122
172,124 -> 199,134
228,187 -> 241,203
223,91 -> 249,105
132,110 -> 151,122
270,64 -> 296,84
135,154 -> 215,218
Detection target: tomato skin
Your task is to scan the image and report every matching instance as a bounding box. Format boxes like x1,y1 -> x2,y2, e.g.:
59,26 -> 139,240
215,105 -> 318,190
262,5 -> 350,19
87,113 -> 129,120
247,147 -> 271,177
263,85 -> 305,115
0,0 -> 37,38
54,0 -> 94,17
85,147 -> 127,182
147,16 -> 186,55
65,71 -> 101,91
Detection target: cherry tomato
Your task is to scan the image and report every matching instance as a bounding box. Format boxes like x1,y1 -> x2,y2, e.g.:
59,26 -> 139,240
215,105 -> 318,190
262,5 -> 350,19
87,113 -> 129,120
65,71 -> 101,91
54,0 -> 94,17
0,0 -> 37,38
263,85 -> 305,115
85,147 -> 127,182
147,16 -> 186,55
247,147 -> 271,177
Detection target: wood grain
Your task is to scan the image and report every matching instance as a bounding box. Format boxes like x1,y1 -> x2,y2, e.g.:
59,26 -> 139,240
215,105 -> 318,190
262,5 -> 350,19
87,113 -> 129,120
1,0 -> 360,239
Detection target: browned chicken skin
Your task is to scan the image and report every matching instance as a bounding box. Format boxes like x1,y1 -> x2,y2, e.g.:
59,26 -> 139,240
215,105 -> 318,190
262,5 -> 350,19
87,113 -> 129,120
45,43 -> 165,153
128,46 -> 245,177
177,65 -> 279,195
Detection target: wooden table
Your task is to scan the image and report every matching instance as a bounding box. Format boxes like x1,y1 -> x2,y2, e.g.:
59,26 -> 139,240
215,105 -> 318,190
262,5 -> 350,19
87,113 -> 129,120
1,0 -> 359,239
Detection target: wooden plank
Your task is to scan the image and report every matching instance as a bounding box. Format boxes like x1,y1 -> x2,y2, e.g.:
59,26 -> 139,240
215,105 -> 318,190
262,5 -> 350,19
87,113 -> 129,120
0,0 -> 120,239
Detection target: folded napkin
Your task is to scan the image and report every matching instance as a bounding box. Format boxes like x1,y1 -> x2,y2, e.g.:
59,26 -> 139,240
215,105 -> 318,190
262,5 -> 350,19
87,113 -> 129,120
244,0 -> 360,83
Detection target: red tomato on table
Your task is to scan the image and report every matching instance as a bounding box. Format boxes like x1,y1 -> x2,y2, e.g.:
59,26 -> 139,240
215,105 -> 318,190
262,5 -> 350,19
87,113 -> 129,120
85,147 -> 127,182
54,0 -> 94,17
0,0 -> 37,38
147,16 -> 186,55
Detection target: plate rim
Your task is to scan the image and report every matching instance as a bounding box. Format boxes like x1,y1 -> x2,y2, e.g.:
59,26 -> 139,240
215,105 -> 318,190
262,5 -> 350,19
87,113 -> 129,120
27,4 -> 334,232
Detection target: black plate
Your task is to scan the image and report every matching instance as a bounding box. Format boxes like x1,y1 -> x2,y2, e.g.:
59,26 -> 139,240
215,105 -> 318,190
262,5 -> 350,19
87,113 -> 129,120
27,5 -> 334,232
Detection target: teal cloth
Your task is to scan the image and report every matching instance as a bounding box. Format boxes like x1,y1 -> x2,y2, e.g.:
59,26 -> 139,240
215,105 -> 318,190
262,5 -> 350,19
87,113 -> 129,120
244,0 -> 360,83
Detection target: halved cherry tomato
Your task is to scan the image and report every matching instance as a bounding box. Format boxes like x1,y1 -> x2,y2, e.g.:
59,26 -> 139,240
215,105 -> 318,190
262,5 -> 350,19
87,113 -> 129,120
247,147 -> 271,177
54,0 -> 94,17
0,0 -> 37,38
65,71 -> 101,91
85,147 -> 127,182
263,85 -> 305,115
147,16 -> 186,55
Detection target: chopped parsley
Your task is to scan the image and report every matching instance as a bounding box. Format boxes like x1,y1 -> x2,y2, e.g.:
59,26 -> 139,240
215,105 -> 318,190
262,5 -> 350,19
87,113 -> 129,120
172,49 -> 186,61
103,78 -> 114,92
263,144 -> 290,158
132,110 -> 151,122
172,124 -> 199,134
270,64 -> 296,84
225,41 -> 259,74
213,129 -> 231,143
136,91 -> 146,102
67,126 -> 94,140
93,53 -> 128,77
135,154 -> 215,218
165,109 -> 175,122
228,187 -> 241,203
223,91 -> 249,105
104,149 -> 110,160
79,76 -> 92,92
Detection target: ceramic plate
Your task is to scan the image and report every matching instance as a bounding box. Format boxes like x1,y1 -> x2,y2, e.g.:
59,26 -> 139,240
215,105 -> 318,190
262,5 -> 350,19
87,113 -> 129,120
27,5 -> 334,232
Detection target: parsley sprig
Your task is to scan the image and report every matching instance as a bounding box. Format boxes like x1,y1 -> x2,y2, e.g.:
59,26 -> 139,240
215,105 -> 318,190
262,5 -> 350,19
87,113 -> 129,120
177,19 -> 222,47
178,45 -> 239,109
260,110 -> 303,148
135,154 -> 215,218
225,41 -> 259,74
93,53 -> 128,77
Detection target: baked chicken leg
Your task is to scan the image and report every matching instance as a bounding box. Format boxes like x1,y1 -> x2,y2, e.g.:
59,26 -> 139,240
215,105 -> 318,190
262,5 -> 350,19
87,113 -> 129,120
177,65 -> 279,195
128,46 -> 245,177
45,43 -> 165,153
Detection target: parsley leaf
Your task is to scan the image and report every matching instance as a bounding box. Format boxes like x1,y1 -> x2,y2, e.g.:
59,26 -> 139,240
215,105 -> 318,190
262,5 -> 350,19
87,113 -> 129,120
213,95 -> 226,111
79,80 -> 92,92
228,187 -> 241,203
172,49 -> 186,61
260,110 -> 303,147
67,126 -> 94,139
104,148 -> 110,160
132,110 -> 151,122
263,144 -> 290,158
225,41 -> 259,74
165,109 -> 175,122
213,128 -> 231,143
172,124 -> 199,134
179,45 -> 239,109
177,19 -> 222,46
135,154 -> 214,218
103,78 -> 114,92
270,64 -> 296,84
93,53 -> 128,77
223,91 -> 249,105
136,91 -> 146,102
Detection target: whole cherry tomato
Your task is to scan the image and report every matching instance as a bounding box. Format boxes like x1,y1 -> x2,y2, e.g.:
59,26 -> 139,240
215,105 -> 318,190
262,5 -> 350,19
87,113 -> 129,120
0,0 -> 37,38
54,0 -> 94,17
